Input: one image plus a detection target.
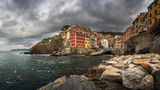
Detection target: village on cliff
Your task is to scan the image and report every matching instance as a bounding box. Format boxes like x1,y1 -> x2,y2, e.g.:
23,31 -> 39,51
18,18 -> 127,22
30,0 -> 160,56
38,0 -> 160,90
58,0 -> 160,55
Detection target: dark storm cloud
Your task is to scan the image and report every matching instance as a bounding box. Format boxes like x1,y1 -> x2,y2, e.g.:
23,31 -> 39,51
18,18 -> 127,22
0,0 -> 152,50
78,0 -> 145,31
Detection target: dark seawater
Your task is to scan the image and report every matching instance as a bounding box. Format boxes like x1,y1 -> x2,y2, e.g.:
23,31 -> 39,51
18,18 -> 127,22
0,51 -> 110,90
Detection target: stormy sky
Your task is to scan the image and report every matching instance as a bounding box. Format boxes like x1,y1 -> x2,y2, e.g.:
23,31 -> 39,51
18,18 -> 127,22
0,0 -> 153,51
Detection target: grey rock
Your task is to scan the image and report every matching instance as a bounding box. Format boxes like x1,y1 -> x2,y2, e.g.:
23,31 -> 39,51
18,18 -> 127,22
121,66 -> 149,89
100,66 -> 121,81
140,75 -> 154,90
152,69 -> 160,90
98,64 -> 108,71
149,60 -> 160,64
38,75 -> 99,90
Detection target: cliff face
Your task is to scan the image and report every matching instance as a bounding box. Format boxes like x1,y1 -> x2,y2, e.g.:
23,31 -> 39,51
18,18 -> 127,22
29,36 -> 64,54
123,31 -> 160,54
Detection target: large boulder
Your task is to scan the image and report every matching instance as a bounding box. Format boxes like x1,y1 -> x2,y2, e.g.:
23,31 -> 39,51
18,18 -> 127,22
121,66 -> 149,89
152,69 -> 160,90
39,75 -> 99,90
94,80 -> 128,90
140,75 -> 154,90
100,66 -> 121,81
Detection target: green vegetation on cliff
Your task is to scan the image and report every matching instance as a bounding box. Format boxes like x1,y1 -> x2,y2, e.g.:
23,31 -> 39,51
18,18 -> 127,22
30,35 -> 64,54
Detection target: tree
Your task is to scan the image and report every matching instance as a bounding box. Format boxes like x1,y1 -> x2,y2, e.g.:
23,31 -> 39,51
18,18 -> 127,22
61,25 -> 70,31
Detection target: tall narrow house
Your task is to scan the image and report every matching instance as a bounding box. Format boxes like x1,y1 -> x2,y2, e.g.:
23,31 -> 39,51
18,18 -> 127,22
147,0 -> 160,29
132,12 -> 147,36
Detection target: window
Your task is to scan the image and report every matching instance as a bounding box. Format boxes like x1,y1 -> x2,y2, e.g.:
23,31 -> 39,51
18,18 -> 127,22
150,6 -> 152,10
150,20 -> 152,25
150,14 -> 152,17
136,25 -> 138,28
155,10 -> 157,14
155,1 -> 157,6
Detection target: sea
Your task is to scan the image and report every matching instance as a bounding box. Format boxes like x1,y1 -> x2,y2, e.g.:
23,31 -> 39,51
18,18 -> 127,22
0,51 -> 110,90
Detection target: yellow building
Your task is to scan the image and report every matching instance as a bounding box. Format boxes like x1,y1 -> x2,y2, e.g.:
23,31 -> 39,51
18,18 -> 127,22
85,38 -> 90,48
147,0 -> 160,29
132,12 -> 147,36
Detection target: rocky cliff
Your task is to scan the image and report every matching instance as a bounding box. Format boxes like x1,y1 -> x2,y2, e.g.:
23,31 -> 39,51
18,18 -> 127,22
29,36 -> 90,55
29,36 -> 64,54
123,31 -> 160,54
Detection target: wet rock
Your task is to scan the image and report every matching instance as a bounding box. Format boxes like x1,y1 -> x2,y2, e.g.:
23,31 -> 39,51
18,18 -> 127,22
100,66 -> 121,81
140,75 -> 154,90
39,75 -> 99,90
121,66 -> 149,89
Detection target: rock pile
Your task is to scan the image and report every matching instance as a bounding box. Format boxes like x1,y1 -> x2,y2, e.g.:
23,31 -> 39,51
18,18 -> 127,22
39,53 -> 160,90
98,53 -> 160,90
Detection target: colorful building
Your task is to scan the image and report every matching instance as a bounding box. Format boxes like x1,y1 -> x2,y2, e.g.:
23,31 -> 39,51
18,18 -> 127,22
101,39 -> 109,49
114,35 -> 123,53
147,0 -> 160,29
123,26 -> 133,42
61,25 -> 91,48
85,37 -> 90,48
132,12 -> 147,36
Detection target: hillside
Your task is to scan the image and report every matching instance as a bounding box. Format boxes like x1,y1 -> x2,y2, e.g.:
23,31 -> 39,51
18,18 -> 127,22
29,35 -> 64,54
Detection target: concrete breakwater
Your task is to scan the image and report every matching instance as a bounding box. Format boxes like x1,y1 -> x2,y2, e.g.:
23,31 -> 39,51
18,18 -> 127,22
39,53 -> 160,90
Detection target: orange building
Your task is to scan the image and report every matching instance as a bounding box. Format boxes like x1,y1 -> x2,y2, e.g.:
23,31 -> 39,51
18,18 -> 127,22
124,26 -> 133,42
147,0 -> 160,29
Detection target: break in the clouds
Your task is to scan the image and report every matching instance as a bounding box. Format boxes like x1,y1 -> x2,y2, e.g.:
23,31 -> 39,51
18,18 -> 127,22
0,0 -> 153,51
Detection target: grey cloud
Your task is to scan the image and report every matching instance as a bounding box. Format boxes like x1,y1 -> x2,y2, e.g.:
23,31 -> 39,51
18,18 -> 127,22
0,0 -> 151,50
2,20 -> 17,27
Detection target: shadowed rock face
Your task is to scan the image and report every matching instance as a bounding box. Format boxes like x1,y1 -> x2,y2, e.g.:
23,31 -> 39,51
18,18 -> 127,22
123,31 -> 160,54
153,69 -> 160,90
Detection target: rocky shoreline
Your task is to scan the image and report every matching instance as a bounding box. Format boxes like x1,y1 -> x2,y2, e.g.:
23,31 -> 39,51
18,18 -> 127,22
38,53 -> 160,90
